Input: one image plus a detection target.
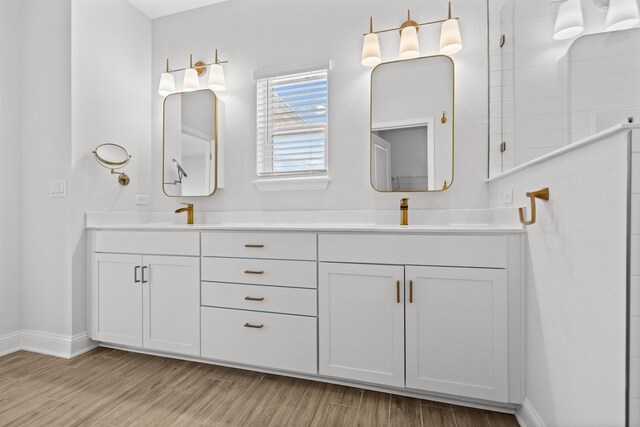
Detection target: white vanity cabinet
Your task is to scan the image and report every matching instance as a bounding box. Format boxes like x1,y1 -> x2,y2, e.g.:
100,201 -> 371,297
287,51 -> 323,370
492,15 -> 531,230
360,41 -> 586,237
92,253 -> 143,347
87,226 -> 524,408
318,233 -> 522,404
405,266 -> 508,402
318,263 -> 405,387
89,231 -> 201,357
200,231 -> 318,375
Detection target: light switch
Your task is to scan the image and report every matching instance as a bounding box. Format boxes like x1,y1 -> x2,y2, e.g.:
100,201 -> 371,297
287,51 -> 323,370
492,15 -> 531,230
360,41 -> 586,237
50,179 -> 67,198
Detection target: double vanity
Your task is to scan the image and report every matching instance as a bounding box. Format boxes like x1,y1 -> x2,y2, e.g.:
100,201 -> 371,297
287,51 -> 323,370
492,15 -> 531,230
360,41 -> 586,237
87,222 -> 525,410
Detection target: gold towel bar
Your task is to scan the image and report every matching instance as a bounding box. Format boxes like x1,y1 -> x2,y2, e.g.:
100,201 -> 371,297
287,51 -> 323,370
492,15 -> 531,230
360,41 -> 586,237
518,188 -> 550,226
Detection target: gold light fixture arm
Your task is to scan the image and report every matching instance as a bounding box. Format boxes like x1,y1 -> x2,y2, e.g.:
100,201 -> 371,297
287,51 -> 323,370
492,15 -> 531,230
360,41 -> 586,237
363,16 -> 459,36
518,188 -> 550,226
162,51 -> 229,75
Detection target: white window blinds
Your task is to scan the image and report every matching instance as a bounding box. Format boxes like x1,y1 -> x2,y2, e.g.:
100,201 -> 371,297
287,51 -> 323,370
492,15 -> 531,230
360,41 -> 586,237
256,69 -> 328,177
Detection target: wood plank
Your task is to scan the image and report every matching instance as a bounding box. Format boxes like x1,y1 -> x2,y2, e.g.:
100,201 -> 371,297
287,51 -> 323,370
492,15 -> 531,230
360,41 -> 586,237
0,349 -> 518,427
356,390 -> 390,427
390,395 -> 422,427
421,405 -> 456,427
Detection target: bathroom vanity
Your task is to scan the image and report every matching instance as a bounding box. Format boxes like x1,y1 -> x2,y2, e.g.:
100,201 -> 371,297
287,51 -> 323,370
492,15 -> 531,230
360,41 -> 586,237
87,223 -> 525,410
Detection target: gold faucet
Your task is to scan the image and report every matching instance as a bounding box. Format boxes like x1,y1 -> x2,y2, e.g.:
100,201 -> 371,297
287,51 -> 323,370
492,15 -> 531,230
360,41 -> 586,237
400,198 -> 409,226
175,203 -> 194,225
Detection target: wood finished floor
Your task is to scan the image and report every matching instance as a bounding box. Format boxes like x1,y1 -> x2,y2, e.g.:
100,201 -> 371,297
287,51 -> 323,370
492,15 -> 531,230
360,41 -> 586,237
0,348 -> 519,427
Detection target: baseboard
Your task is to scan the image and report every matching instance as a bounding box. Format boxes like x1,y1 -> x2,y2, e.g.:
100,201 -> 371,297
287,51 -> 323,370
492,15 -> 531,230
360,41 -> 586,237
516,397 -> 546,427
0,330 -> 97,359
0,331 -> 22,357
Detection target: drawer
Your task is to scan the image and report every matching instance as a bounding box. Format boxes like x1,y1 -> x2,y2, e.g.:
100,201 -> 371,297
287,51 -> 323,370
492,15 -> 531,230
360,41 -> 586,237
202,282 -> 317,316
319,234 -> 507,269
93,231 -> 199,256
201,307 -> 317,374
202,257 -> 317,288
201,231 -> 316,260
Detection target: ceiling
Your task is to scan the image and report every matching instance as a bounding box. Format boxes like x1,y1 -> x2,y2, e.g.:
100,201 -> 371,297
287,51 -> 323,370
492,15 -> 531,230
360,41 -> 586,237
127,0 -> 229,19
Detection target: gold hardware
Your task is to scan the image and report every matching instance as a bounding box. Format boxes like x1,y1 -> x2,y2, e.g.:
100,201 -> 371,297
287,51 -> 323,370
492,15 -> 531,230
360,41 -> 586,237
175,203 -> 194,225
244,270 -> 264,275
244,323 -> 264,329
518,188 -> 550,226
161,50 -> 228,76
194,61 -> 207,77
396,280 -> 401,303
399,9 -> 419,35
116,171 -> 130,186
245,244 -> 265,248
400,198 -> 409,226
441,111 -> 447,124
370,55 -> 455,193
163,89 -> 219,197
409,280 -> 413,303
93,143 -> 132,186
363,4 -> 460,37
134,266 -> 140,283
245,296 -> 265,301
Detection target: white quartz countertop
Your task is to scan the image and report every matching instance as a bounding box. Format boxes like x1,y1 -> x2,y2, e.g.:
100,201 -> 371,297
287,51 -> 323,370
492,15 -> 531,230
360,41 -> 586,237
86,222 -> 524,233
85,210 -> 525,234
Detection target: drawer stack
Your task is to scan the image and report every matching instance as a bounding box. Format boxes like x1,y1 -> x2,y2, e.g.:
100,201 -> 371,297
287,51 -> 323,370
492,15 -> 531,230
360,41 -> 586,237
200,231 -> 318,374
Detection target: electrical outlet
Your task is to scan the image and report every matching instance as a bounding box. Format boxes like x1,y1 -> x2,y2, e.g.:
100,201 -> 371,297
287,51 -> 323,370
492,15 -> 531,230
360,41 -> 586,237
50,179 -> 67,198
136,195 -> 149,206
503,188 -> 513,205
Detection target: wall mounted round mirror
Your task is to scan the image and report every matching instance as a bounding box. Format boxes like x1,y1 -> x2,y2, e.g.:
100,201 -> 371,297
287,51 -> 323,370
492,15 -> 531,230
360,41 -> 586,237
93,143 -> 132,186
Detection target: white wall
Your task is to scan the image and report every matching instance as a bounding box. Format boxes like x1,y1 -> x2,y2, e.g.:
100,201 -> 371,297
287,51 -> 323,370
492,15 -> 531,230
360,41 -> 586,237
0,0 -> 23,337
489,130 -> 629,426
150,0 -> 489,212
21,0 -> 73,336
70,0 -> 152,335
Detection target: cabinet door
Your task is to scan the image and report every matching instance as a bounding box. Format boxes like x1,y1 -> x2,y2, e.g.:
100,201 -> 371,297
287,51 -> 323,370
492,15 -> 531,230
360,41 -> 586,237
91,253 -> 143,347
405,266 -> 508,402
319,262 -> 405,387
142,255 -> 200,356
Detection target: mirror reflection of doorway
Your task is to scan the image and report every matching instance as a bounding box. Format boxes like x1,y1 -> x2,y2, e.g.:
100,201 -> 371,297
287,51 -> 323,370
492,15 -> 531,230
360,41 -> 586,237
371,121 -> 434,191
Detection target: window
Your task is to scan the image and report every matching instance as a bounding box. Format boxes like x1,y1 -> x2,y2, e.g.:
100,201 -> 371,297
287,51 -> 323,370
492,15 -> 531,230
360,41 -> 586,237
256,68 -> 328,179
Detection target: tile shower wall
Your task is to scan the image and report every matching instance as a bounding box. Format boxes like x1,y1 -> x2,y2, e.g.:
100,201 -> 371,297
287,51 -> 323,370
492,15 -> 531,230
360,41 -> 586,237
489,0 -> 640,177
630,128 -> 640,426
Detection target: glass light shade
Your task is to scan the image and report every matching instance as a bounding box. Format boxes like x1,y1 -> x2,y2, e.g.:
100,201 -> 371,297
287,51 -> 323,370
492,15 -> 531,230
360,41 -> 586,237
183,68 -> 200,92
158,72 -> 175,96
208,63 -> 226,91
606,0 -> 640,31
361,33 -> 382,67
399,26 -> 420,60
553,0 -> 584,40
439,18 -> 463,55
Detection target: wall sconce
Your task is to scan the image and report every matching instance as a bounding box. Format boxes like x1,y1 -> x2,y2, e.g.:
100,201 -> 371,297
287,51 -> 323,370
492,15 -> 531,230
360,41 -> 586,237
158,49 -> 228,96
553,0 -> 585,40
361,2 -> 462,67
606,0 -> 640,31
553,0 -> 639,41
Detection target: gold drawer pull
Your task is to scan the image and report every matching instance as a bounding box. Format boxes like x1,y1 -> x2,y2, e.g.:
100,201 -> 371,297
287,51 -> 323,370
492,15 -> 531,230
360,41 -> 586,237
244,323 -> 264,329
244,270 -> 264,275
245,296 -> 265,301
245,244 -> 264,248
